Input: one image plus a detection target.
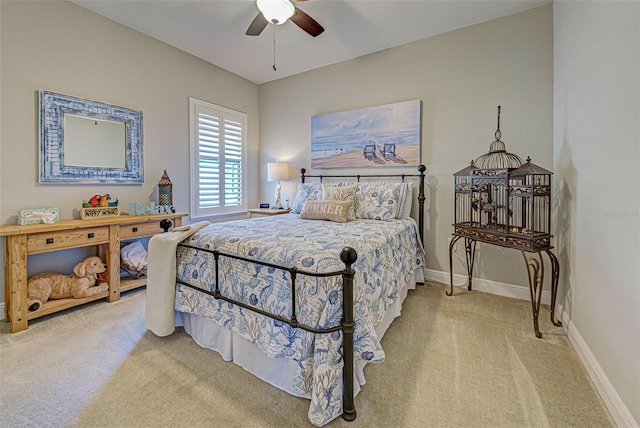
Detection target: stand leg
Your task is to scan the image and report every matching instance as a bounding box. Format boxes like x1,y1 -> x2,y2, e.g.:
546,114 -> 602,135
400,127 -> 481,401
522,252 -> 545,338
464,239 -> 476,291
447,236 -> 462,296
447,237 -> 476,296
545,249 -> 562,327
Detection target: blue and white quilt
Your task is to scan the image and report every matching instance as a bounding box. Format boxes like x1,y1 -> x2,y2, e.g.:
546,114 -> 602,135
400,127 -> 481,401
174,214 -> 425,426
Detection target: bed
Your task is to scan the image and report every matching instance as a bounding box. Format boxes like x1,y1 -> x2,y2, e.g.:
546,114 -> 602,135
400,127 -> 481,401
145,165 -> 426,427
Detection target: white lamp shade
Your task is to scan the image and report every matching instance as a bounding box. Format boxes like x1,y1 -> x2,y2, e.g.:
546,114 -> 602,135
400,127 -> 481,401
257,0 -> 295,25
267,162 -> 290,182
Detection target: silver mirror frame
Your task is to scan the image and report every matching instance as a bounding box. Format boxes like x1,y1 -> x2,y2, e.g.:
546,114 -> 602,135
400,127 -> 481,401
39,90 -> 144,184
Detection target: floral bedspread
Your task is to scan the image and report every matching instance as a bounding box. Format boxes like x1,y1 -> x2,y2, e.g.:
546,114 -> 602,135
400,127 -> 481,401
174,214 -> 425,426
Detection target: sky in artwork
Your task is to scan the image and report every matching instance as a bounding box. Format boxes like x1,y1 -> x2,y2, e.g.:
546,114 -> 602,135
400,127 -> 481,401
311,99 -> 420,139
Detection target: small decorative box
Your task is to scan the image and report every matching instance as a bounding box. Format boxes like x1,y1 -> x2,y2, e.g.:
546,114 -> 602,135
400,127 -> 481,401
18,208 -> 60,225
81,206 -> 120,220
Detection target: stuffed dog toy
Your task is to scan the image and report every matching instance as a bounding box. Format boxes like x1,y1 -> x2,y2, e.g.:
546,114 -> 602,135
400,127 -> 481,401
26,256 -> 108,312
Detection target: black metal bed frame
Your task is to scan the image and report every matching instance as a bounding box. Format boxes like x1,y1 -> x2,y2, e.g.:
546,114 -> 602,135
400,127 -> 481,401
301,164 -> 426,244
175,164 -> 426,422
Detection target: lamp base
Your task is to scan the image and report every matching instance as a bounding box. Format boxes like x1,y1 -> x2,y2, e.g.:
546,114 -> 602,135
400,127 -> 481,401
272,182 -> 283,209
271,199 -> 284,209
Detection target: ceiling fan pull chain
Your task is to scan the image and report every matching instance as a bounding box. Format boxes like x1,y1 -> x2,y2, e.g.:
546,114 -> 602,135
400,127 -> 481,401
272,25 -> 277,71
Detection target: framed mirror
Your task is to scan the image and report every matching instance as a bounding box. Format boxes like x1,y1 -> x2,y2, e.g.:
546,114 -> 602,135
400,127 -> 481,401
39,90 -> 144,184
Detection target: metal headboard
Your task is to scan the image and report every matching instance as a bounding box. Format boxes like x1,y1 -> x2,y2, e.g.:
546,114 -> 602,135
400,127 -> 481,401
300,164 -> 426,243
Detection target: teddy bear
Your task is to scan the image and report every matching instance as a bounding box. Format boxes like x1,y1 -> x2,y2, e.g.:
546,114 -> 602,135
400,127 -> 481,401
26,256 -> 108,312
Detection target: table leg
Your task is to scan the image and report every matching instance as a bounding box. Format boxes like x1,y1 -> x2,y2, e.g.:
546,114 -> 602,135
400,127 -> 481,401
464,238 -> 476,291
447,236 -> 476,296
106,225 -> 121,302
545,249 -> 562,327
6,235 -> 29,332
447,236 -> 462,296
522,251 -> 545,338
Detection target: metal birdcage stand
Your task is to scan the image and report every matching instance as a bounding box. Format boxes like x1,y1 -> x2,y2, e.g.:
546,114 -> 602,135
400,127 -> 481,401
449,107 -> 561,338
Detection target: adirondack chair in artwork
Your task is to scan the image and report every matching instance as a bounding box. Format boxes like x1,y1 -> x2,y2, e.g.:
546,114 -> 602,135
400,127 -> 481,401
362,144 -> 377,159
379,139 -> 396,160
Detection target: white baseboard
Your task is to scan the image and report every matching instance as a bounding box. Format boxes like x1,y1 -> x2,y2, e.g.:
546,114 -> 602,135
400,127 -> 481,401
558,304 -> 638,428
424,268 -> 552,305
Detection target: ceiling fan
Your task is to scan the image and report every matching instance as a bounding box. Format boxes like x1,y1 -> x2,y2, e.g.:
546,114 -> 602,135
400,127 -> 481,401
246,0 -> 324,38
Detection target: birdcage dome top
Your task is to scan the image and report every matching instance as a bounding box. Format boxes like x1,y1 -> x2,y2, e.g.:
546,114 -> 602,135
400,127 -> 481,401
473,106 -> 524,169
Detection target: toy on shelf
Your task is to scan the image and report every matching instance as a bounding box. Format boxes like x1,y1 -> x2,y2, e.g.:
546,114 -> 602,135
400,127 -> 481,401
26,256 -> 108,312
81,194 -> 120,219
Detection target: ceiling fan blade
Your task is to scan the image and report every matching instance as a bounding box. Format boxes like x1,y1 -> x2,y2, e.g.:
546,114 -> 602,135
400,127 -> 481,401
290,8 -> 324,37
246,13 -> 268,36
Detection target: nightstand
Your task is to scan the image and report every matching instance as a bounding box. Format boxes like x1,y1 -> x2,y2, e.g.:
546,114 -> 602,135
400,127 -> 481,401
248,208 -> 291,218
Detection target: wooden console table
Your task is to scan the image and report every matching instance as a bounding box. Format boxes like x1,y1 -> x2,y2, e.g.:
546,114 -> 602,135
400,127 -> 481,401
1,213 -> 186,333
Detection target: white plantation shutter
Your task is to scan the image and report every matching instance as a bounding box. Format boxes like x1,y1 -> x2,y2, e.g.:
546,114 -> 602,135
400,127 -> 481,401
223,117 -> 243,207
197,112 -> 220,209
190,98 -> 247,218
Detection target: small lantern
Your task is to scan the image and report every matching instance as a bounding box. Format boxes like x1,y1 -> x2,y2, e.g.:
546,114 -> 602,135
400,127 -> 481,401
158,170 -> 173,210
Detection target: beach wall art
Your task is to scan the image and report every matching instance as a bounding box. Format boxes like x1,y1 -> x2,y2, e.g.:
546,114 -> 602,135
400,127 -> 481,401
311,99 -> 421,168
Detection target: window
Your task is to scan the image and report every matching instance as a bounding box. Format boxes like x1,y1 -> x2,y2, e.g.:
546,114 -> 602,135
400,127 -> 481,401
189,97 -> 247,218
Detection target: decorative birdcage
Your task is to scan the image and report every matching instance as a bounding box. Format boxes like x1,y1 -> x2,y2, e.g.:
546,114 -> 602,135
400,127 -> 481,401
452,107 -> 553,252
449,107 -> 560,338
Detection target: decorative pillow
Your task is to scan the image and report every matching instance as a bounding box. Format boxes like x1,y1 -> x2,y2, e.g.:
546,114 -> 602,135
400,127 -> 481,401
354,183 -> 402,221
299,199 -> 353,223
322,183 -> 357,220
291,182 -> 322,214
401,183 -> 414,219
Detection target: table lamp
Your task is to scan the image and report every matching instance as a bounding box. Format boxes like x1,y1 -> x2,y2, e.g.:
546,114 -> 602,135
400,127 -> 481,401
267,161 -> 290,209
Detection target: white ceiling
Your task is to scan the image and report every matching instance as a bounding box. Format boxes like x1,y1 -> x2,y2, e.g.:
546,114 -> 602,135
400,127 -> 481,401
72,0 -> 550,85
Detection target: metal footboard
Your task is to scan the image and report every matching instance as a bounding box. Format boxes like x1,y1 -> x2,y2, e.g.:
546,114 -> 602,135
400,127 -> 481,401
175,243 -> 359,422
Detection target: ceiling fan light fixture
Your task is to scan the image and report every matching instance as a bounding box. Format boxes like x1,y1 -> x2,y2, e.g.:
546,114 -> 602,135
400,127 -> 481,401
257,0 -> 295,25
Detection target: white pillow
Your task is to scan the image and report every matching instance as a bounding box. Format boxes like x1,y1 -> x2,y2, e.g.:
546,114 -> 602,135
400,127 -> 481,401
401,183 -> 414,219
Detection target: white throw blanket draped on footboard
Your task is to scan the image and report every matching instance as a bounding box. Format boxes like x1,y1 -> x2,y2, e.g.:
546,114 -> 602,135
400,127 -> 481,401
145,221 -> 209,337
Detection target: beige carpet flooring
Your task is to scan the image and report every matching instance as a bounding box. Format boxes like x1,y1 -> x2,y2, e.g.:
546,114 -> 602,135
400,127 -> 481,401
0,282 -> 615,428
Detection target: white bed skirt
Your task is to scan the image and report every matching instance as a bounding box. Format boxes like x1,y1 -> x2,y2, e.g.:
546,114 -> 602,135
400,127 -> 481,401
175,269 -> 423,400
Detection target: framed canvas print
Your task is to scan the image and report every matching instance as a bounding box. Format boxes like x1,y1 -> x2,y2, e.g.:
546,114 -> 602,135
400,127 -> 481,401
311,99 -> 421,168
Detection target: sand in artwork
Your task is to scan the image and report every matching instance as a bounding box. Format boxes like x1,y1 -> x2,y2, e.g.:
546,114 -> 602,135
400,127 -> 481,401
311,144 -> 420,169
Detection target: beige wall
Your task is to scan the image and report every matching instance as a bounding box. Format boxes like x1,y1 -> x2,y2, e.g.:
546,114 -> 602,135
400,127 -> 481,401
554,2 -> 640,425
0,1 -> 259,296
259,6 -> 554,290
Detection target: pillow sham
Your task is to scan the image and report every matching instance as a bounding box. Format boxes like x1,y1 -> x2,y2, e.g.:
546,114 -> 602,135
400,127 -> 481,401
354,183 -> 403,221
401,183 -> 414,219
299,199 -> 353,223
322,183 -> 357,220
291,182 -> 322,214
